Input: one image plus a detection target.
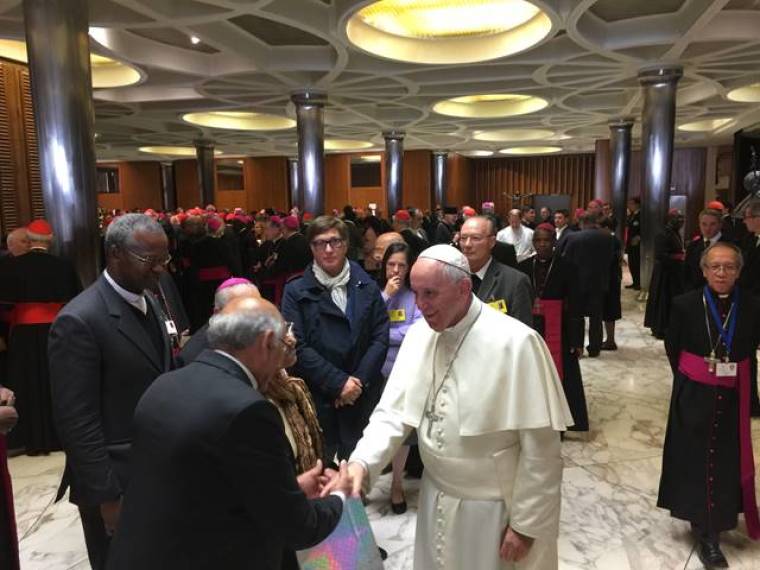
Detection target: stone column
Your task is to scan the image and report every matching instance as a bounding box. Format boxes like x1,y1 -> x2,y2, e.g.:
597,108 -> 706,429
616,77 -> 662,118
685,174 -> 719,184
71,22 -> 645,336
160,161 -> 177,212
638,65 -> 682,291
384,130 -> 405,217
432,151 -> 448,209
291,91 -> 326,216
194,139 -> 215,208
288,158 -> 300,211
24,0 -> 99,285
609,119 -> 634,242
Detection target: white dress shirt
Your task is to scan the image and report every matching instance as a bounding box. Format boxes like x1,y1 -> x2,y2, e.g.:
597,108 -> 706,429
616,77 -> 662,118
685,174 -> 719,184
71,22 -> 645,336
496,225 -> 535,263
104,270 -> 147,315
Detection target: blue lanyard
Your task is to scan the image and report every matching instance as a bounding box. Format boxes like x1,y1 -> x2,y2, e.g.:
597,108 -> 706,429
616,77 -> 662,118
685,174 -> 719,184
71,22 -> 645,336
703,285 -> 738,355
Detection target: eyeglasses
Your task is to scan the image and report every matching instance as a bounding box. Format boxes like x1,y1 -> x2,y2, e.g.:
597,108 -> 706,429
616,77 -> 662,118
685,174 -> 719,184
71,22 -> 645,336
459,234 -> 493,244
278,321 -> 295,348
311,237 -> 345,251
125,248 -> 171,267
705,264 -> 739,274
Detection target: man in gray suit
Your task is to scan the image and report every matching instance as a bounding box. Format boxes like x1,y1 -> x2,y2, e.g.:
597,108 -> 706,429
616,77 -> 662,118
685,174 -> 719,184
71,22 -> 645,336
49,214 -> 173,570
459,216 -> 533,325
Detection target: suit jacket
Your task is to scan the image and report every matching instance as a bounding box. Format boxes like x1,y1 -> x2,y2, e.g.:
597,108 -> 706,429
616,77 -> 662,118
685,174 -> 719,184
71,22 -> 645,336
491,240 -> 518,268
48,275 -> 172,506
400,228 -> 427,259
740,233 -> 760,296
106,350 -> 342,570
476,258 -> 534,326
558,229 -> 614,312
684,234 -> 729,291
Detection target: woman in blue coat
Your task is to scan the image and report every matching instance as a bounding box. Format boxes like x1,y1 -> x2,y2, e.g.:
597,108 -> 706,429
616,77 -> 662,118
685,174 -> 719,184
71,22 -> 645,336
282,216 -> 389,462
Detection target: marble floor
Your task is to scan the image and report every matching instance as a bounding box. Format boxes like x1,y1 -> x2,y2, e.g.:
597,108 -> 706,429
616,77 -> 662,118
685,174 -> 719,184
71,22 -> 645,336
8,284 -> 760,569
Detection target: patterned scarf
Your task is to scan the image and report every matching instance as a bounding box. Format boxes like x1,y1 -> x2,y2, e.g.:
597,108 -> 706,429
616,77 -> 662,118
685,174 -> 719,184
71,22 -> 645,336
312,259 -> 351,314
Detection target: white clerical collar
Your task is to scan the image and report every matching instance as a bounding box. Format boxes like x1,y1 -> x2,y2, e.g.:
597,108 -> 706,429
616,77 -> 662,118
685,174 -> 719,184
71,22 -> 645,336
474,256 -> 493,280
441,296 -> 481,339
104,269 -> 147,315
214,350 -> 258,389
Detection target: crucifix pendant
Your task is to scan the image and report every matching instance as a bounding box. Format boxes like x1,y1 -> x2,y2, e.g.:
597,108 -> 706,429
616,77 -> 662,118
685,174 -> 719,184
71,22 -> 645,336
425,408 -> 441,438
705,352 -> 718,374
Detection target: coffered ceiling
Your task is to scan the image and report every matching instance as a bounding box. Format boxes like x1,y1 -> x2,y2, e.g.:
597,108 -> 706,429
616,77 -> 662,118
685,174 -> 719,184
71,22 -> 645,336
0,0 -> 759,160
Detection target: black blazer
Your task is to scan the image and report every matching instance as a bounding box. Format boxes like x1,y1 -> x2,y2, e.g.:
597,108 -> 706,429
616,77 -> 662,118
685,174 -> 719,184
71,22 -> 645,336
476,259 -> 534,326
107,350 -> 342,570
558,229 -> 614,305
49,275 -> 172,505
492,241 -> 518,268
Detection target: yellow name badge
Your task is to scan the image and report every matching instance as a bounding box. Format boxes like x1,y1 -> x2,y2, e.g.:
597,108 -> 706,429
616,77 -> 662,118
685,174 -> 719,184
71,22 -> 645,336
388,309 -> 406,323
488,299 -> 508,314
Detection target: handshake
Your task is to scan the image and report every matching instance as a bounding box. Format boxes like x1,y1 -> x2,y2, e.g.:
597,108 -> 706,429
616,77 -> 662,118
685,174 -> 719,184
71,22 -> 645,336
296,459 -> 367,500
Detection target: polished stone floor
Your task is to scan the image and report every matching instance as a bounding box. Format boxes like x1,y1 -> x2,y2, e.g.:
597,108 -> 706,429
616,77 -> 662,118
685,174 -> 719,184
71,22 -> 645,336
9,285 -> 760,569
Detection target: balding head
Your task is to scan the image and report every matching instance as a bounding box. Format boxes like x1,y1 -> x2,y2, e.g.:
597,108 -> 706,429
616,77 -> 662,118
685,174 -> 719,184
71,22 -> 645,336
7,228 -> 29,257
213,282 -> 260,312
373,231 -> 404,263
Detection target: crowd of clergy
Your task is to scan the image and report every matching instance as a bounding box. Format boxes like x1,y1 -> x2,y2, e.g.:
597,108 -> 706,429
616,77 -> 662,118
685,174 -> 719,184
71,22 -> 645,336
0,193 -> 757,569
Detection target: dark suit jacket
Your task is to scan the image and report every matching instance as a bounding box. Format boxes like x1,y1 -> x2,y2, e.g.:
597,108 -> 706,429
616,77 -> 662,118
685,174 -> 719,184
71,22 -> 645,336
400,228 -> 427,259
558,229 -> 614,314
48,275 -> 172,506
740,233 -> 760,296
107,350 -> 342,570
683,235 -> 730,291
176,322 -> 209,368
491,241 -> 518,268
476,258 -> 534,326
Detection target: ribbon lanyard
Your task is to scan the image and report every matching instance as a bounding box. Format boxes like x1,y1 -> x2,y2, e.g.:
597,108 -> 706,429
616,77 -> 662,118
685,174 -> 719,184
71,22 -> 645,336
703,285 -> 738,355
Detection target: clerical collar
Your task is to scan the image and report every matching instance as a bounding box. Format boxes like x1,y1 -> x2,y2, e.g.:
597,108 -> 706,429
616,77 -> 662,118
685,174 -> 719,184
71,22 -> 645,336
29,246 -> 48,252
214,350 -> 258,389
442,296 -> 480,338
104,269 -> 147,315
474,256 -> 493,280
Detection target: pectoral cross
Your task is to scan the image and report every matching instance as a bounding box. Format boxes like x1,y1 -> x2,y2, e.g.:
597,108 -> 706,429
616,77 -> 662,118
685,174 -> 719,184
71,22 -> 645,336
705,352 -> 719,374
425,407 -> 442,438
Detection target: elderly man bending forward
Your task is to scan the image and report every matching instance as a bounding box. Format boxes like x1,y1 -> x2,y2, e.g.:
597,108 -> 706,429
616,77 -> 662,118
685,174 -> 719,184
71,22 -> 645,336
334,245 -> 572,570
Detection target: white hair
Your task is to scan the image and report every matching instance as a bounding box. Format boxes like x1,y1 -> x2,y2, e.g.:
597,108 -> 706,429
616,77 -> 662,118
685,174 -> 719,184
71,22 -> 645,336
207,309 -> 283,352
213,283 -> 259,312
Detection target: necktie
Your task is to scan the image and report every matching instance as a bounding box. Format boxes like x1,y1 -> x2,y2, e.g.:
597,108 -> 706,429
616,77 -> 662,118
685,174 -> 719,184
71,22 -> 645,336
471,274 -> 482,294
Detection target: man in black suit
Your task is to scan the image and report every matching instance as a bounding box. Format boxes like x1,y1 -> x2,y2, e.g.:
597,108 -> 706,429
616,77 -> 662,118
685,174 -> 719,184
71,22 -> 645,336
625,198 -> 642,290
108,296 -> 348,570
460,216 -> 533,326
392,209 -> 427,259
558,212 -> 614,356
49,214 -> 173,570
684,209 -> 728,291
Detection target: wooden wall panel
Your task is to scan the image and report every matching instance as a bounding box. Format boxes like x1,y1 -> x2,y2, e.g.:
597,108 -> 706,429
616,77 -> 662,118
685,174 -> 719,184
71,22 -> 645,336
324,154 -> 351,214
245,156 -> 288,212
447,153 -> 474,208
121,161 -> 161,210
175,159 -> 200,209
402,149 -> 431,211
594,139 -> 611,203
471,153 -> 595,216
215,190 -> 246,211
97,192 -> 123,212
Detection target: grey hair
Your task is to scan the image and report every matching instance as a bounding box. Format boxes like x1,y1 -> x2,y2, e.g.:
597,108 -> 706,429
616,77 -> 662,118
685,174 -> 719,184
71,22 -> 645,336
213,283 -> 259,312
699,241 -> 744,272
104,214 -> 165,251
746,200 -> 760,218
207,309 -> 283,352
438,261 -> 471,285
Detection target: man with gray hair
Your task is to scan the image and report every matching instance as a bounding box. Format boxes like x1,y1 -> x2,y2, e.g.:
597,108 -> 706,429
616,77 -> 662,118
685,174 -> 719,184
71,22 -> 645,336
5,227 -> 29,257
332,244 -> 572,570
108,296 -> 349,570
49,213 -> 174,569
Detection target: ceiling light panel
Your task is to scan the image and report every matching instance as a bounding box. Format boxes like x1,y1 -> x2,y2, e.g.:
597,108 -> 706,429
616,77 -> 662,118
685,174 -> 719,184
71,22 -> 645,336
182,111 -> 295,131
500,146 -> 562,155
345,0 -> 554,64
677,118 -> 732,132
324,139 -> 374,150
473,128 -> 554,142
727,83 -> 760,103
458,150 -> 494,157
139,146 -> 223,157
433,93 -> 548,118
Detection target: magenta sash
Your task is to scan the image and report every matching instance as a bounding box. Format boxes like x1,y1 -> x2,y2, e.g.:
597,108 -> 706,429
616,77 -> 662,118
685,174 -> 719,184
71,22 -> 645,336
533,299 -> 564,381
678,351 -> 760,540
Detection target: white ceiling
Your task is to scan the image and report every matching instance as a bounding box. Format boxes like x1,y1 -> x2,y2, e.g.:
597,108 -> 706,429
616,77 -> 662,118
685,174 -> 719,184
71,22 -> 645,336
1,0 -> 759,160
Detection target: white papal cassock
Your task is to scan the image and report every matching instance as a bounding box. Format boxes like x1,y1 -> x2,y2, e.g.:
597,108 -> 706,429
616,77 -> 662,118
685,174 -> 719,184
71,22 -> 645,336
351,296 -> 573,570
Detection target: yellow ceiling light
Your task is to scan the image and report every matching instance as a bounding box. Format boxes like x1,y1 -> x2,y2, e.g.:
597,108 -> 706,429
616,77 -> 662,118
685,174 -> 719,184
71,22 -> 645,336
727,83 -> 760,103
458,150 -> 494,157
0,39 -> 141,88
677,118 -> 733,132
359,154 -> 382,162
182,111 -> 295,131
500,146 -> 562,155
346,0 -> 553,65
325,139 -> 374,150
138,146 -> 223,157
473,128 -> 554,142
434,93 -> 548,118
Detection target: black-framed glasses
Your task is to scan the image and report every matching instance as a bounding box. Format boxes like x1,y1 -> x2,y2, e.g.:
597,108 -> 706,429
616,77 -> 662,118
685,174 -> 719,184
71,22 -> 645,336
125,248 -> 171,267
311,237 -> 345,251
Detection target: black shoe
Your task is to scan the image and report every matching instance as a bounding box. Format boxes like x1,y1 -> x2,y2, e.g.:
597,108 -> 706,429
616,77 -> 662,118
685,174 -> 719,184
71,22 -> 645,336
378,547 -> 388,560
697,539 -> 729,568
391,500 -> 407,515
587,348 -> 600,357
600,341 -> 618,351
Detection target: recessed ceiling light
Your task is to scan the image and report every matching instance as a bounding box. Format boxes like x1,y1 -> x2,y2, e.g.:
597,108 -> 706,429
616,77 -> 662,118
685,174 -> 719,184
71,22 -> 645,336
473,128 -> 554,142
727,83 -> 760,103
345,0 -> 553,64
359,154 -> 382,162
236,160 -> 244,165
139,146 -> 223,157
190,36 -> 201,45
499,146 -> 562,155
677,118 -> 733,132
325,139 -> 374,150
458,150 -> 494,157
0,39 -> 141,88
433,93 -> 548,118
182,111 -> 295,131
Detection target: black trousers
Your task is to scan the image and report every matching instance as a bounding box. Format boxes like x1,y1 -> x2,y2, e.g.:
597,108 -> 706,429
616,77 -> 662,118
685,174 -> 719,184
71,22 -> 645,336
628,246 -> 641,288
78,505 -> 111,570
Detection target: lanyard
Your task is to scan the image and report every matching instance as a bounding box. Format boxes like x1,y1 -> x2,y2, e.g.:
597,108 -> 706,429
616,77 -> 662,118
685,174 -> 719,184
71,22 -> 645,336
702,286 -> 738,356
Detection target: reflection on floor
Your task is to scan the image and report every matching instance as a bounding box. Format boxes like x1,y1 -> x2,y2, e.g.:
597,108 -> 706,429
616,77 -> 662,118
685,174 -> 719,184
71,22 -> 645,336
9,288 -> 760,569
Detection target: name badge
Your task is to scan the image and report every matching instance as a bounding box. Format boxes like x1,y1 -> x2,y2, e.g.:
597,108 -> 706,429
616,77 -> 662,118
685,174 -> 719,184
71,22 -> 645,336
716,362 -> 737,377
388,309 -> 406,323
488,299 -> 508,314
165,319 -> 178,336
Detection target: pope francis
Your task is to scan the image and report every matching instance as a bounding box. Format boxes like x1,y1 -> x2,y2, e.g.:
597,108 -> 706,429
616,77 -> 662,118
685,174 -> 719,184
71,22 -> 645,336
342,245 -> 572,570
